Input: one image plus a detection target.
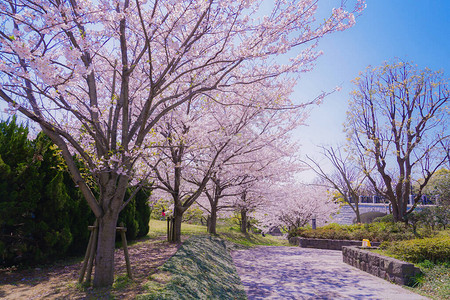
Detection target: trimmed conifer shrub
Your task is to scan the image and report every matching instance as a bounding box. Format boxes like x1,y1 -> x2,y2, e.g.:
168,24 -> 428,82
0,118 -> 150,266
0,119 -> 94,266
118,187 -> 152,241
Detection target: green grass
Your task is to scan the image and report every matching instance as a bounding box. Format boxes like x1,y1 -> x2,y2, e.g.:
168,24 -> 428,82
218,231 -> 289,247
148,219 -> 289,247
148,219 -> 208,238
411,261 -> 450,300
136,235 -> 247,300
113,274 -> 134,290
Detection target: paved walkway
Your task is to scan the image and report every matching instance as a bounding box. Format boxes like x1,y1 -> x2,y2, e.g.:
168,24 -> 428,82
231,246 -> 429,300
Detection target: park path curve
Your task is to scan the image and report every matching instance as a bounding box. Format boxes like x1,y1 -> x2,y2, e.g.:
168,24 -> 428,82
231,246 -> 428,300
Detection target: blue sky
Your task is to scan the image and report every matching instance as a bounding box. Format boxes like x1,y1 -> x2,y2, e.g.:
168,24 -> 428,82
294,0 -> 450,179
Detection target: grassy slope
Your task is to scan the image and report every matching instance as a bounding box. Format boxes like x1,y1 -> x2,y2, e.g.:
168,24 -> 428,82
137,235 -> 247,300
148,219 -> 207,238
137,220 -> 288,299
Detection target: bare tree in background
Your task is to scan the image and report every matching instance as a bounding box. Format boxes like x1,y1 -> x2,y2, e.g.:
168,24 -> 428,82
303,145 -> 367,223
345,60 -> 449,222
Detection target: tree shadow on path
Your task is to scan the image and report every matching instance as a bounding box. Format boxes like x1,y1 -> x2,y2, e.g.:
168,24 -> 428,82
231,246 -> 428,300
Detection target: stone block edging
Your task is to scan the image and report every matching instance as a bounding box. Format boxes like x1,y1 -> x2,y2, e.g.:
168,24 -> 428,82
342,246 -> 421,286
288,236 -> 381,250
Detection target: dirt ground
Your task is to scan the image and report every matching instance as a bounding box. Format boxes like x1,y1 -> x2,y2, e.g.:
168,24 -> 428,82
0,236 -> 181,299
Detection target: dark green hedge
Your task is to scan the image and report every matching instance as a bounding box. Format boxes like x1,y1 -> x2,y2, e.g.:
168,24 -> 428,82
0,118 -> 90,266
118,187 -> 152,241
0,117 -> 150,267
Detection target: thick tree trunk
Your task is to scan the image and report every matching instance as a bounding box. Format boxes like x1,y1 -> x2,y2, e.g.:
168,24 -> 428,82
93,211 -> 119,287
91,176 -> 128,287
240,209 -> 247,234
391,195 -> 411,223
391,201 -> 402,222
208,206 -> 218,234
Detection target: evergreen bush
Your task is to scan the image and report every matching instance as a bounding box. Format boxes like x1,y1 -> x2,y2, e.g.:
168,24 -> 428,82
290,222 -> 422,242
118,187 -> 151,241
412,207 -> 450,230
134,187 -> 151,238
0,119 -> 94,266
382,235 -> 450,263
0,118 -> 150,266
373,214 -> 395,223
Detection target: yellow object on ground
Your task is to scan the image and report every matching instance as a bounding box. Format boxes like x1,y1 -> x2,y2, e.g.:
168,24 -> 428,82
362,239 -> 371,247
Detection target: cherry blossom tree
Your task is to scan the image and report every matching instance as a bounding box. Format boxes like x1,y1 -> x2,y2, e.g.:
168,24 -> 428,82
0,0 -> 364,286
345,60 -> 449,223
145,102 -> 229,242
253,183 -> 338,232
197,83 -> 308,234
203,170 -> 255,234
223,139 -> 333,234
149,78 -> 303,239
195,143 -> 299,235
229,137 -> 303,233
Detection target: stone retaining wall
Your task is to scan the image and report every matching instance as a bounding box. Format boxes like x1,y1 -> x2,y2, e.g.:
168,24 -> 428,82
289,237 -> 380,250
342,246 -> 421,286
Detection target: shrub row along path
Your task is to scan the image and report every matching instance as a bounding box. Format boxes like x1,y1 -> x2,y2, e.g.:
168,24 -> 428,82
231,246 -> 429,300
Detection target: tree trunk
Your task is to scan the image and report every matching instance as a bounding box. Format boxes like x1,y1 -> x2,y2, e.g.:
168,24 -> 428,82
206,183 -> 220,235
240,209 -> 247,234
91,176 -> 128,287
401,192 -> 410,221
93,210 -> 119,287
348,192 -> 361,223
208,205 -> 218,235
171,206 -> 184,243
391,195 -> 411,223
391,201 -> 402,222
354,202 -> 361,223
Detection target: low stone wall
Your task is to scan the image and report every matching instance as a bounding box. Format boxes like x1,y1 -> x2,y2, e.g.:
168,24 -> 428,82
289,237 -> 380,250
342,246 -> 421,286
